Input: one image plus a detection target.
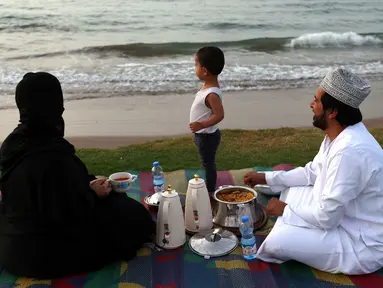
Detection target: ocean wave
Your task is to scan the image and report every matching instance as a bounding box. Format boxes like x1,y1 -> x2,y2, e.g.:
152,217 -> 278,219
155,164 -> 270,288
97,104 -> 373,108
286,32 -> 383,48
205,22 -> 272,30
0,23 -> 75,32
0,61 -> 381,96
0,19 -> 77,33
7,32 -> 382,60
0,13 -> 74,33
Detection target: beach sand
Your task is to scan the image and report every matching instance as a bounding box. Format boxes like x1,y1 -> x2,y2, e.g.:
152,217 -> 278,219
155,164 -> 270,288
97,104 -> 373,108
1,81 -> 383,148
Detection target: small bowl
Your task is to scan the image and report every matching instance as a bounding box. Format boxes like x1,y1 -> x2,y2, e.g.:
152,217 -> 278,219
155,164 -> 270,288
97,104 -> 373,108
108,172 -> 138,193
254,184 -> 280,196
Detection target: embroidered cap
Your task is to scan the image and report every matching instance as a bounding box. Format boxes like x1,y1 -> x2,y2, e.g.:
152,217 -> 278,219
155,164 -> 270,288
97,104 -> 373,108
320,68 -> 371,108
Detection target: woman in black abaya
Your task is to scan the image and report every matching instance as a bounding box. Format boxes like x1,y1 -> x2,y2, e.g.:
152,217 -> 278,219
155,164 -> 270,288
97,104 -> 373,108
0,72 -> 155,279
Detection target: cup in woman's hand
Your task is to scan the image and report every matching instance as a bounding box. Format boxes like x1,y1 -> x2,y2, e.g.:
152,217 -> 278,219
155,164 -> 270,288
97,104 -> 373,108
108,172 -> 138,193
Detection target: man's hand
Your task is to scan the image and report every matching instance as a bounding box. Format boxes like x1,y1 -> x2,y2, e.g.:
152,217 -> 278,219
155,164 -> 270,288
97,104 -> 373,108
90,178 -> 112,198
189,122 -> 204,133
244,172 -> 267,186
266,197 -> 287,216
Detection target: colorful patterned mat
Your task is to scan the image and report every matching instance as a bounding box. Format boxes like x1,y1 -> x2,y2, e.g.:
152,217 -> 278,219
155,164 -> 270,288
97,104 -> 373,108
1,167 -> 382,288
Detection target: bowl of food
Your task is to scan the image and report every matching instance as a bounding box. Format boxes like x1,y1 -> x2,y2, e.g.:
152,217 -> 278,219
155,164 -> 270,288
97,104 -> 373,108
213,186 -> 260,229
214,186 -> 256,205
108,172 -> 138,193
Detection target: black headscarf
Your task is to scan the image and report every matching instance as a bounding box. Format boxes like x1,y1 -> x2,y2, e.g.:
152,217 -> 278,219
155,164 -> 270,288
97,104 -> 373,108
0,72 -> 75,180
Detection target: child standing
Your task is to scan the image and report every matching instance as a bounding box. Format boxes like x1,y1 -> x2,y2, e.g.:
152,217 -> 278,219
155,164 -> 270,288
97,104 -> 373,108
189,46 -> 225,193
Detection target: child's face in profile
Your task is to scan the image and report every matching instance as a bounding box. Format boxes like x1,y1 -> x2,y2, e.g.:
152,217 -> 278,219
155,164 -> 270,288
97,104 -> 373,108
195,55 -> 207,80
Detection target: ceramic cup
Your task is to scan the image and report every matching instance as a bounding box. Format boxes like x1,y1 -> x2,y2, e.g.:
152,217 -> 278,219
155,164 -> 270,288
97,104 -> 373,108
108,172 -> 138,193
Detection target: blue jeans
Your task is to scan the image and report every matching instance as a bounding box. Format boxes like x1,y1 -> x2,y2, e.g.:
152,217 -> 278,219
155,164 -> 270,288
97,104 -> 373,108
194,130 -> 221,192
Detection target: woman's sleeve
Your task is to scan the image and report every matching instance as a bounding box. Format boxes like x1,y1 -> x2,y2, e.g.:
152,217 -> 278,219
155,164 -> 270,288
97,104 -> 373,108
37,154 -> 97,226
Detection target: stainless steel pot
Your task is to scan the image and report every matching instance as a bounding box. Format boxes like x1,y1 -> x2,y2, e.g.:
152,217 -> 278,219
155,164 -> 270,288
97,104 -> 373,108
213,185 -> 261,228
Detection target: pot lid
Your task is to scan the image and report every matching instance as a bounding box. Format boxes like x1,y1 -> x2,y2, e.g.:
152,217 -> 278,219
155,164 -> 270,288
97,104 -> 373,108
188,174 -> 205,186
189,228 -> 238,257
161,185 -> 178,198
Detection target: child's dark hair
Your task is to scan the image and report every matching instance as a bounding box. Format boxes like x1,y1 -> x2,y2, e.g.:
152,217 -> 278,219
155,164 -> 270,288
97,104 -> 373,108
196,46 -> 225,76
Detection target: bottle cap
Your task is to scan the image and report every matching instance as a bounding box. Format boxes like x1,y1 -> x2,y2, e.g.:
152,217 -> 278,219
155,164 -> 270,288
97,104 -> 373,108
153,161 -> 159,167
242,216 -> 249,223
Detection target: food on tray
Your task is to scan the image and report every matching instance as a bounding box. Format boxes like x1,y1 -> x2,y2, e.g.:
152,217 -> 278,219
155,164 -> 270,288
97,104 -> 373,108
216,190 -> 254,203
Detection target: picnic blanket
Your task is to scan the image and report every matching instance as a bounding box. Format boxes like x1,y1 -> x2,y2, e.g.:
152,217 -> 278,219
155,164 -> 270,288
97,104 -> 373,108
1,167 -> 382,288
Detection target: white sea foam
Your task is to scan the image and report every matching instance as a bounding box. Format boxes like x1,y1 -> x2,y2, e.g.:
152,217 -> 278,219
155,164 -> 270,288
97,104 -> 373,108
287,32 -> 382,48
0,60 -> 382,109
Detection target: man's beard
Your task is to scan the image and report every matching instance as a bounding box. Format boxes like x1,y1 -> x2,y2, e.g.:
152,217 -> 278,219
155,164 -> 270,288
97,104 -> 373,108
313,112 -> 328,130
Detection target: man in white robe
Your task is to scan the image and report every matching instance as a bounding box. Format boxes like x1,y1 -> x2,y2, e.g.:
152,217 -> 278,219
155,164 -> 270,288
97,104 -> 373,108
244,68 -> 383,275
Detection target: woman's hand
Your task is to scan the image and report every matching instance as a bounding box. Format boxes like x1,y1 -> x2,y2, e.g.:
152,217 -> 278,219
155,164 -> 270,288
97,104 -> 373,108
90,177 -> 112,198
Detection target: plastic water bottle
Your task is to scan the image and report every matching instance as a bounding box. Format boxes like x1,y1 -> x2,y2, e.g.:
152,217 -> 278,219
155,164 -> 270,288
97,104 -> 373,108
239,215 -> 257,260
152,161 -> 165,193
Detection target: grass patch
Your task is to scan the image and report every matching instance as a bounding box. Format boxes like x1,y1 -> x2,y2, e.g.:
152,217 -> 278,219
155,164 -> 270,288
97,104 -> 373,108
77,127 -> 383,175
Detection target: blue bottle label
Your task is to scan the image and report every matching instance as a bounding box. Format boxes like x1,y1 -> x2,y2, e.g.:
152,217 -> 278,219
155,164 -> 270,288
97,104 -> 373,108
154,184 -> 164,193
242,242 -> 257,256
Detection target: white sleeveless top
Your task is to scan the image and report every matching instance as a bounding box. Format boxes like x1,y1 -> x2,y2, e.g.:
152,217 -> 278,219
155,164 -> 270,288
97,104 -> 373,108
189,87 -> 222,134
